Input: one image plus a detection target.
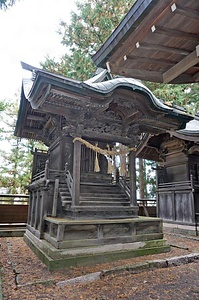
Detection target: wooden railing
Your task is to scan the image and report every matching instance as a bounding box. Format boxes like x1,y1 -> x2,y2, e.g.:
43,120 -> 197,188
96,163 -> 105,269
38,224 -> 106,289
66,170 -> 73,197
158,176 -> 199,191
118,176 -> 130,198
118,177 -> 156,217
32,160 -> 65,183
0,194 -> 29,204
157,180 -> 193,191
137,198 -> 156,206
32,170 -> 46,182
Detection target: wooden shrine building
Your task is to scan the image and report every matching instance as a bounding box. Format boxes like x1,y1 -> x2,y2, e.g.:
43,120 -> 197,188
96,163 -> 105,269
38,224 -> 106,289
93,0 -> 199,84
15,0 -> 199,269
93,0 -> 199,235
15,63 -> 195,269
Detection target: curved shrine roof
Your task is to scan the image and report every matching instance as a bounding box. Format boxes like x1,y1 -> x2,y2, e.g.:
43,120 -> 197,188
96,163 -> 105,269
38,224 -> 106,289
15,65 -> 196,152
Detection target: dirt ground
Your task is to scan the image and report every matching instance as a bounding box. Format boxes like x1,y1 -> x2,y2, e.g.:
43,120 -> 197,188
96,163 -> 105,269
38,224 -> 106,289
1,232 -> 199,300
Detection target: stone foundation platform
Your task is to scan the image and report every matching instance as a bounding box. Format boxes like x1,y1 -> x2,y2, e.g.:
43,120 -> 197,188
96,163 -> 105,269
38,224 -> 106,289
24,216 -> 170,270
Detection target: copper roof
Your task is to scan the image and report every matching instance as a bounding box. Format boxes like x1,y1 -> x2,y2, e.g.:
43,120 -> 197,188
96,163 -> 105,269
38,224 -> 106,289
15,67 -> 193,146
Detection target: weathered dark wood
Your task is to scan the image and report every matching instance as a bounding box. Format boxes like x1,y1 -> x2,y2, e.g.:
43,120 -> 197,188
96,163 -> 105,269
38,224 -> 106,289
0,204 -> 28,223
92,0 -> 199,83
72,139 -> 81,207
52,179 -> 59,217
129,150 -> 137,207
156,136 -> 199,229
163,46 -> 199,83
138,42 -> 191,56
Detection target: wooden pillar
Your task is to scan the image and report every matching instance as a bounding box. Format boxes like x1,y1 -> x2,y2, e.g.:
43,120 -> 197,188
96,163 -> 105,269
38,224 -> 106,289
34,189 -> 40,229
30,191 -> 35,227
38,187 -> 48,235
52,178 -> 59,217
129,149 -> 137,206
72,139 -> 81,207
27,191 -> 32,225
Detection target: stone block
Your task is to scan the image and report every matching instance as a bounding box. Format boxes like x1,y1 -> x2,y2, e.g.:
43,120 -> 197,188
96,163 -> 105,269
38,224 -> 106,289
148,259 -> 168,268
167,255 -> 189,266
186,253 -> 199,263
56,272 -> 101,286
126,262 -> 149,273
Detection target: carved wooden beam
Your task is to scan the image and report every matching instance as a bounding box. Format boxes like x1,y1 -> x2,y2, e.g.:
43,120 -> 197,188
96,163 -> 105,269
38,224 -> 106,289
82,131 -> 132,145
27,114 -> 45,122
50,89 -> 91,101
41,103 -> 81,118
125,111 -> 142,125
163,45 -> 199,83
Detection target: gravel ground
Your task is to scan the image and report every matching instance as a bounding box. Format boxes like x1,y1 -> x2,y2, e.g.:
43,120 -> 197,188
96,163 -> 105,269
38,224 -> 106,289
1,232 -> 199,299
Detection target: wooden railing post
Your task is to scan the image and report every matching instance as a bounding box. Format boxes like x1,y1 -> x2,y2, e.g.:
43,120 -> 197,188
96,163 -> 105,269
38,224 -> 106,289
190,174 -> 194,190
44,160 -> 49,180
72,139 -> 81,207
65,162 -> 68,173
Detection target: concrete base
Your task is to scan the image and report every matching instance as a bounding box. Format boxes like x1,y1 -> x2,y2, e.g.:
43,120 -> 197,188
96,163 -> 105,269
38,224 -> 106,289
163,222 -> 198,236
24,217 -> 170,270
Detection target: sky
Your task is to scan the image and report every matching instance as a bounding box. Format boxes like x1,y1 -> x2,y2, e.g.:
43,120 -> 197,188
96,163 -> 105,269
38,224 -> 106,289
0,0 -> 77,101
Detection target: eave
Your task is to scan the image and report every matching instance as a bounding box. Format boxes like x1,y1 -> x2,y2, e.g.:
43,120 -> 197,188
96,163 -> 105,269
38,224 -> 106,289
15,67 -> 193,146
92,0 -> 199,84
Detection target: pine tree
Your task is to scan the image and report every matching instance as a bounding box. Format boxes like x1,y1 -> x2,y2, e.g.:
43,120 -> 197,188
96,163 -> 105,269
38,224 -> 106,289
41,0 -> 134,80
0,0 -> 16,10
145,82 -> 199,115
0,99 -> 46,193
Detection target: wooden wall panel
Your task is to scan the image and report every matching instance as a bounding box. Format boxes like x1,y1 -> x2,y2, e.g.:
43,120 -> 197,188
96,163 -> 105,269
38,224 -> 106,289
0,204 -> 28,223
